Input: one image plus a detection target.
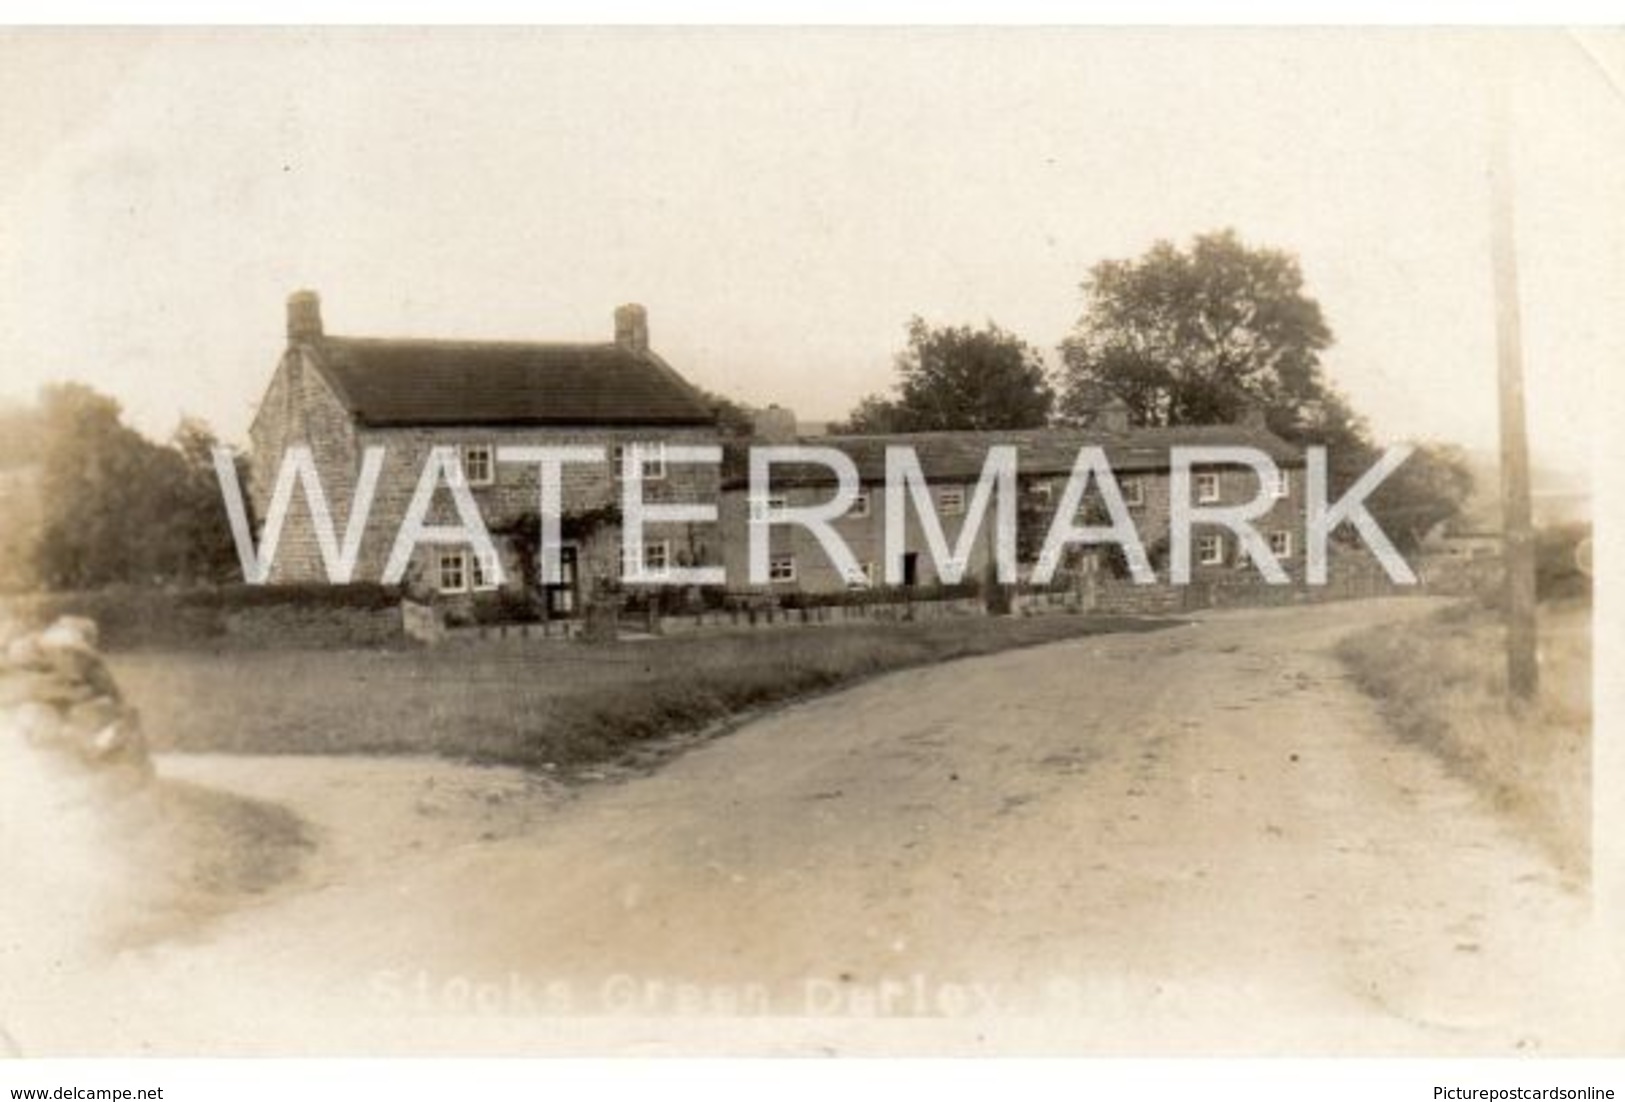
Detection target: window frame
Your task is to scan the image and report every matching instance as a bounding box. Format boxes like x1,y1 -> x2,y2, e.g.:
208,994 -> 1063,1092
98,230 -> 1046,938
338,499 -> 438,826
768,553 -> 797,583
1195,471 -> 1222,504
436,550 -> 469,594
621,538 -> 672,580
1271,469 -> 1292,500
850,489 -> 872,519
611,442 -> 668,482
937,485 -> 967,516
749,493 -> 789,523
460,443 -> 495,488
470,546 -> 500,592
1269,530 -> 1294,560
1197,534 -> 1225,566
1121,476 -> 1145,508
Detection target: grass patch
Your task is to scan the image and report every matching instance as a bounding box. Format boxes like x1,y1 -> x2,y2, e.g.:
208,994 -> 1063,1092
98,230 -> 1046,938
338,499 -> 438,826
1336,598 -> 1591,879
114,614 -> 1172,770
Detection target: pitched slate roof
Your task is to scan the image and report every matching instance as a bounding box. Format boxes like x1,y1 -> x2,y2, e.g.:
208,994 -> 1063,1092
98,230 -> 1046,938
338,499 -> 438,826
304,336 -> 716,428
722,424 -> 1304,489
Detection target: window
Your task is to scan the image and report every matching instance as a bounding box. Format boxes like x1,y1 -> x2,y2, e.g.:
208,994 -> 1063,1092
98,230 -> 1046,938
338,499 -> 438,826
622,539 -> 671,579
1030,480 -> 1054,506
938,486 -> 966,516
1272,470 -> 1291,499
644,540 -> 670,576
1197,534 -> 1225,566
1196,472 -> 1221,504
470,547 -> 500,591
862,561 -> 879,586
750,493 -> 788,523
1270,530 -> 1294,559
768,554 -> 797,583
612,443 -> 666,481
436,551 -> 468,594
1121,476 -> 1145,508
850,490 -> 871,519
461,444 -> 494,487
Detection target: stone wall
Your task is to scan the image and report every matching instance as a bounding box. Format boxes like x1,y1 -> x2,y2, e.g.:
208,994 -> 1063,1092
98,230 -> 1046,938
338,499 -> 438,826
0,616 -> 150,781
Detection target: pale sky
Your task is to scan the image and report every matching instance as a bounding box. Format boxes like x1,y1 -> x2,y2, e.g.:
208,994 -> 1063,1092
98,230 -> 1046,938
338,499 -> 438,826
1,27 -> 1620,475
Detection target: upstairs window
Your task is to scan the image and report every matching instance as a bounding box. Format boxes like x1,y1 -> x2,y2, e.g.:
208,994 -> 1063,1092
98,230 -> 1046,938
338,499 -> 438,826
1270,531 -> 1294,559
1197,534 -> 1225,566
453,443 -> 494,488
850,490 -> 872,519
1121,476 -> 1145,508
1271,470 -> 1292,499
1196,472 -> 1222,504
612,443 -> 667,481
938,486 -> 966,516
749,494 -> 788,523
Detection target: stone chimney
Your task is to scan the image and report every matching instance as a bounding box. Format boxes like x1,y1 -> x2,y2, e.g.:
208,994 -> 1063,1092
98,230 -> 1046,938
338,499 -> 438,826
752,404 -> 798,444
614,303 -> 649,354
286,290 -> 323,342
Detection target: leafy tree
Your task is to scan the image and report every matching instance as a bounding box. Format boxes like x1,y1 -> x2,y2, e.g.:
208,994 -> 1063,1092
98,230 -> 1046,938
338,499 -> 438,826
836,317 -> 1055,433
30,384 -> 247,589
691,386 -> 757,439
1058,229 -> 1333,431
1058,229 -> 1472,546
1365,441 -> 1476,552
167,418 -> 252,584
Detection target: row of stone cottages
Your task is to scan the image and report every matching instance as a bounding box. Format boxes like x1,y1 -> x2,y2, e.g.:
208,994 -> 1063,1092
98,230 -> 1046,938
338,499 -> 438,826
247,291 -> 1312,620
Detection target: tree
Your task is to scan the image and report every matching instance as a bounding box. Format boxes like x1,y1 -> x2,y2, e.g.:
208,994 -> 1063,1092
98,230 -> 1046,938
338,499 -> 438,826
166,418 -> 253,584
1058,229 -> 1473,546
691,386 -> 757,439
30,384 -> 247,589
1058,229 -> 1333,432
836,317 -> 1055,434
1365,441 -> 1475,552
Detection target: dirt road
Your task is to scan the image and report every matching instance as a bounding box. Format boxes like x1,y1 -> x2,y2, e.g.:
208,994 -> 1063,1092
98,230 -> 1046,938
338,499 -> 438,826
12,599 -> 1619,1054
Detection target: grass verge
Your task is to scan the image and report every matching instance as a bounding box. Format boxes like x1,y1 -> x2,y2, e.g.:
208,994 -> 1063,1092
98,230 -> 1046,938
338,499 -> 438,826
1335,598 -> 1591,880
115,614 -> 1173,770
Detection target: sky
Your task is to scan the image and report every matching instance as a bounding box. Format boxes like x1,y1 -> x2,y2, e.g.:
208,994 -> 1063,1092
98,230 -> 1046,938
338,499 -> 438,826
0,27 -> 1620,476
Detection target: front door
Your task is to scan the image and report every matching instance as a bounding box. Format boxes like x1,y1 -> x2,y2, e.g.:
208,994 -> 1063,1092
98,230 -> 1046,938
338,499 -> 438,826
543,544 -> 580,617
902,551 -> 919,588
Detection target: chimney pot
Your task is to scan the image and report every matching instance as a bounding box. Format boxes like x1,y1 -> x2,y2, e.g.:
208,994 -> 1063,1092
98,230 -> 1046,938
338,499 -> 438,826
287,290 -> 323,341
614,303 -> 649,353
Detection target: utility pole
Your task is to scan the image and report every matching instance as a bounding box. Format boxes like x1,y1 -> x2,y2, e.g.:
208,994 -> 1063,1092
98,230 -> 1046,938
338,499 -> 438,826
1488,68 -> 1540,705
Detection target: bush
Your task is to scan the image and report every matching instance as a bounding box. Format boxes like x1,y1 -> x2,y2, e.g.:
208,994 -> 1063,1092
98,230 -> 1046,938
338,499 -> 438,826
6,583 -> 406,650
468,589 -> 542,625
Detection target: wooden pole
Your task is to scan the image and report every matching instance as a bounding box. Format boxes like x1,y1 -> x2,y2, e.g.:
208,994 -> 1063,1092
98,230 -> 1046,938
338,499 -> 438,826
1488,70 -> 1540,704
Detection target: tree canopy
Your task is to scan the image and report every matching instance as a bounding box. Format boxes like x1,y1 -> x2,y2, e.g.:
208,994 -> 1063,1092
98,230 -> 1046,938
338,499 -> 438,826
835,317 -> 1055,434
1057,229 -> 1472,547
17,383 -> 246,591
1058,228 -> 1334,433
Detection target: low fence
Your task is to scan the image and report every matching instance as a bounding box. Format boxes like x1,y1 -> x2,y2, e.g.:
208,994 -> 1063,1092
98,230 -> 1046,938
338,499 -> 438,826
654,596 -> 986,635
408,559 -> 1423,645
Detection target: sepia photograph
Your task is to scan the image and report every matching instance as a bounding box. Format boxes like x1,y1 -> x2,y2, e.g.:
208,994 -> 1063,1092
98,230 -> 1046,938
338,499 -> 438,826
0,20 -> 1620,1081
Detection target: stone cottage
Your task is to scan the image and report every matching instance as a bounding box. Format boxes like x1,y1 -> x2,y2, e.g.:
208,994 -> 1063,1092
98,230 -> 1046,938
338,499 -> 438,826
247,292 -> 722,617
719,408 -> 1307,595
